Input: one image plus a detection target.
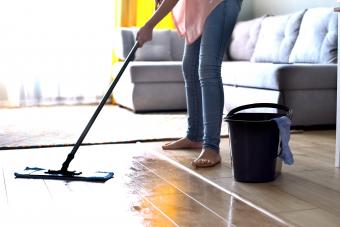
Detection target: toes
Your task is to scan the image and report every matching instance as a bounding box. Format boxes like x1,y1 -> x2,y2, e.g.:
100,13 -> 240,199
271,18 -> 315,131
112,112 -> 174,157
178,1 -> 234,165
192,158 -> 218,168
162,142 -> 175,150
198,159 -> 211,165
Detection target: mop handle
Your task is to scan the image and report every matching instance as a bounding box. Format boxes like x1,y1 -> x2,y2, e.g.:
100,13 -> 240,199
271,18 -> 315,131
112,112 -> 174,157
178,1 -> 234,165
60,42 -> 139,172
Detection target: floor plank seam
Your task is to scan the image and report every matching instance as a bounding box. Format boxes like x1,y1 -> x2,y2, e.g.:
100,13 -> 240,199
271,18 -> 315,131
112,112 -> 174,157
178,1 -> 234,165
276,207 -> 319,215
2,168 -> 9,205
42,180 -> 54,200
151,149 -> 291,226
136,161 -> 230,224
142,195 -> 181,227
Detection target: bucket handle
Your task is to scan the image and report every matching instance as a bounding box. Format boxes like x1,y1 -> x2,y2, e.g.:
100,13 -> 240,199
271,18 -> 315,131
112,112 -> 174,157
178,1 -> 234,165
227,103 -> 293,119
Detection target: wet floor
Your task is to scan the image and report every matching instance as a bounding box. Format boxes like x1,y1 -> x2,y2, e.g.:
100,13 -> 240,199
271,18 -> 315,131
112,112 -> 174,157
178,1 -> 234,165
0,142 -> 287,226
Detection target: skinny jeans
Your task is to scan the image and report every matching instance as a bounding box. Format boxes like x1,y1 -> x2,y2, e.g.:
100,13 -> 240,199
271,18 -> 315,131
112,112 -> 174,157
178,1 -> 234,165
182,0 -> 242,152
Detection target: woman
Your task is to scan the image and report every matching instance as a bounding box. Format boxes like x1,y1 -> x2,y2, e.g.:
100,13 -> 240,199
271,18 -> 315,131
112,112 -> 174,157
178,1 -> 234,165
137,0 -> 242,168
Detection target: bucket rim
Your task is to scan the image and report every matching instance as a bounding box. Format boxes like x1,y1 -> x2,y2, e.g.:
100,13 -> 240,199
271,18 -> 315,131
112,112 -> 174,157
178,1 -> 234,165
225,118 -> 282,123
224,112 -> 288,123
225,103 -> 292,120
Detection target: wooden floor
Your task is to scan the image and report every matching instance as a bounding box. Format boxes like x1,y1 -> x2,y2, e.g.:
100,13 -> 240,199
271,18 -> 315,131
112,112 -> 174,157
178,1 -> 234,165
0,130 -> 338,226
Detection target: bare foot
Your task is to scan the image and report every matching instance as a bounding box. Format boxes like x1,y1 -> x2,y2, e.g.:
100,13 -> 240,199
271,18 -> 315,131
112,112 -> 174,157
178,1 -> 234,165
192,148 -> 221,168
162,137 -> 202,150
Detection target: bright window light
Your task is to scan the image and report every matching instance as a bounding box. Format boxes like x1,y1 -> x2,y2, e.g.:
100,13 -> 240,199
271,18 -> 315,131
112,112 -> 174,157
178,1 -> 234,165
0,0 -> 113,106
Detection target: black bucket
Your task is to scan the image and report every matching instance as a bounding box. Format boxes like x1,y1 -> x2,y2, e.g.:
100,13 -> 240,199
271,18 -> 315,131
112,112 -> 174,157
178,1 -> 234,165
224,103 -> 292,183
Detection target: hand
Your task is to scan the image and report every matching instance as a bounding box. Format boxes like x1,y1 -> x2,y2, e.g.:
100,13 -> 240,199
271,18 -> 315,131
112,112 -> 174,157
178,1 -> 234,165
136,24 -> 153,47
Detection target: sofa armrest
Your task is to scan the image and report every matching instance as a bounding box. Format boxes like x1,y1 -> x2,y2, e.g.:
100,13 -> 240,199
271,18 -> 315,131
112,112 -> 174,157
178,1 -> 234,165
113,28 -> 135,60
114,27 -> 185,62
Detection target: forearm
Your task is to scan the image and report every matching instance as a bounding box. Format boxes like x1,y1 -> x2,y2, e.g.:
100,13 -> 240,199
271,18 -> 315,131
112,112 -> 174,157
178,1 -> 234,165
145,0 -> 179,29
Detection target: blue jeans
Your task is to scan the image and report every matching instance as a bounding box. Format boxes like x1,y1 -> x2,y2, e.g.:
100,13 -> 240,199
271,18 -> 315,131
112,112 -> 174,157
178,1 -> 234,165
182,0 -> 242,152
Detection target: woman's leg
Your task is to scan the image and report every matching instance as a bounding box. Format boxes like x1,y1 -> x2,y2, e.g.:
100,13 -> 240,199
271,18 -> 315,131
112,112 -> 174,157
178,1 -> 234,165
193,0 -> 242,167
162,37 -> 203,150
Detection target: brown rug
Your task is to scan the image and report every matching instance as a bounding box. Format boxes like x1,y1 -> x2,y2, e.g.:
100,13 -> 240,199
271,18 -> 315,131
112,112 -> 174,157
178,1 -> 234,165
0,105 -> 228,149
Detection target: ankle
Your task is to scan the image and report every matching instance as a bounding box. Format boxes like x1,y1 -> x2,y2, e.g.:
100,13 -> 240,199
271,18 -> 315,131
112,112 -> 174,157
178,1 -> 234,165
202,146 -> 219,154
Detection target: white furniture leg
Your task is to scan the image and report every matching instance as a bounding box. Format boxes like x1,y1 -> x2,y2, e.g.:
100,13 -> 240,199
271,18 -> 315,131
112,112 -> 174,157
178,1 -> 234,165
336,83 -> 340,167
336,7 -> 340,168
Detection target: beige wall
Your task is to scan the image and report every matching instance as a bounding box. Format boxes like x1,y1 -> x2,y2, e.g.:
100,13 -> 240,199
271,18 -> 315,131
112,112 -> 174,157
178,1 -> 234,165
238,0 -> 254,21
239,0 -> 336,20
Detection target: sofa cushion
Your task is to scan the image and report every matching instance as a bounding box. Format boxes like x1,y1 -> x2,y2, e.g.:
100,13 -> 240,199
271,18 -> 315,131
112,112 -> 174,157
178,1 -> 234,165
228,16 -> 266,61
134,29 -> 173,61
251,10 -> 305,63
221,62 -> 337,90
289,7 -> 338,63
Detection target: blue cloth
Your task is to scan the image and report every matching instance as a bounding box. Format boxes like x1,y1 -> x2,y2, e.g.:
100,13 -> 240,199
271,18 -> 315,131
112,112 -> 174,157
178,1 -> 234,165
273,116 -> 294,165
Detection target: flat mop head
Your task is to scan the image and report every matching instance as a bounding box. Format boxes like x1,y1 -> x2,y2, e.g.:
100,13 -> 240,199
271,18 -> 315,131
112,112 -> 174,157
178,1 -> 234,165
14,167 -> 114,183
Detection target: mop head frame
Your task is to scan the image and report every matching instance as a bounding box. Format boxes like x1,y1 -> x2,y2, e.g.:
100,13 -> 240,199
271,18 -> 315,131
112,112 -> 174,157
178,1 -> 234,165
14,167 -> 114,183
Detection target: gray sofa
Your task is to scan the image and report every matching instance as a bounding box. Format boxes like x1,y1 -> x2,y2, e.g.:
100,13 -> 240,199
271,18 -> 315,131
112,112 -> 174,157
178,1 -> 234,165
113,29 -> 186,112
113,7 -> 337,126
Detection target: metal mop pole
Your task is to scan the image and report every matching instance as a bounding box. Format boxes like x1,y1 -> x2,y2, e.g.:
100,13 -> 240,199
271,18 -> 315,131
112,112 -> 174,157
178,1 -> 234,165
48,42 -> 139,175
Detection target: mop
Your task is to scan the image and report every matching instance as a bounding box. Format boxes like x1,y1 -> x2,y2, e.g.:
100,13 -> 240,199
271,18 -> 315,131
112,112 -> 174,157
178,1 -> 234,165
14,42 -> 139,182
